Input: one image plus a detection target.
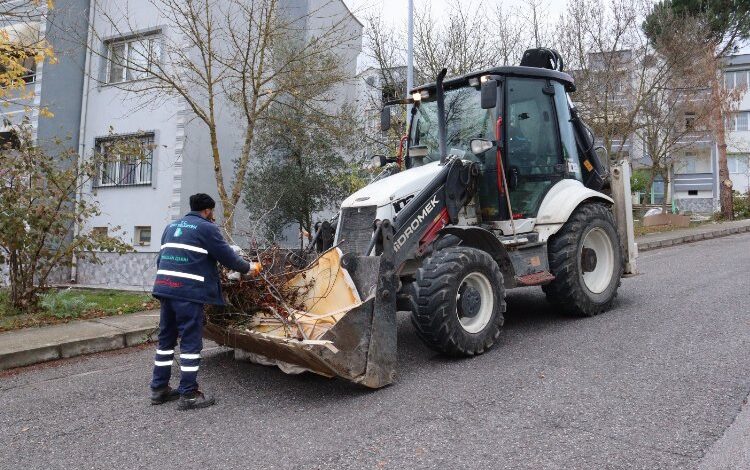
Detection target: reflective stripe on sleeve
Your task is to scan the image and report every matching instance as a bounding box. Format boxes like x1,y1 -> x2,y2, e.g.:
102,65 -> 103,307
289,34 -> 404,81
160,243 -> 208,254
154,360 -> 174,367
180,366 -> 199,372
180,353 -> 201,360
156,270 -> 205,282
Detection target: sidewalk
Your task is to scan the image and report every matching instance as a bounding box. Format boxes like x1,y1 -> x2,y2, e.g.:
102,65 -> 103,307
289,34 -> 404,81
636,219 -> 750,252
2,219 -> 749,372
0,310 -> 159,371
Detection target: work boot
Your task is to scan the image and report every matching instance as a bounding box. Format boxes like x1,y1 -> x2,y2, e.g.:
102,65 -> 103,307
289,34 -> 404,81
150,386 -> 180,405
177,390 -> 216,410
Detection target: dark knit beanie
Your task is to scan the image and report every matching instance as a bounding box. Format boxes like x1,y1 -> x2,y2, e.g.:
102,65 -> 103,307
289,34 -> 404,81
189,193 -> 216,211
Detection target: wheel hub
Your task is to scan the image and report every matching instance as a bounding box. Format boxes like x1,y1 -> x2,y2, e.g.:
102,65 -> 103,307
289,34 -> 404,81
458,285 -> 482,318
581,247 -> 598,273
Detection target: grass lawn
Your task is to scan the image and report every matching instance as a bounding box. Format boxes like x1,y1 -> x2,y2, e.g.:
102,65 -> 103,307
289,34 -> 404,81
0,288 -> 158,332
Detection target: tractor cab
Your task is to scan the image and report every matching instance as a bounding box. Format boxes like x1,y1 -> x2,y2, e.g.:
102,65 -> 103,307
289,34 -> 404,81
403,67 -> 591,226
376,49 -> 608,234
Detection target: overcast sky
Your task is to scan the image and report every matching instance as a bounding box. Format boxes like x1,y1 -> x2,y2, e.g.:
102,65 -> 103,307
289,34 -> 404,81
342,0 -> 569,28
343,0 -> 749,67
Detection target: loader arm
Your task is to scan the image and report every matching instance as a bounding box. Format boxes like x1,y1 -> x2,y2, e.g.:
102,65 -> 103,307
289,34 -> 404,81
367,157 -> 479,270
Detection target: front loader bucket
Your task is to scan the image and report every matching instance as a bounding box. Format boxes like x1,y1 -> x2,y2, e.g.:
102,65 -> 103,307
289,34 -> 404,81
204,225 -> 398,388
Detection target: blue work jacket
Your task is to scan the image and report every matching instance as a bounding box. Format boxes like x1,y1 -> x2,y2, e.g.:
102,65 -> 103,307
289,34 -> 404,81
152,212 -> 250,305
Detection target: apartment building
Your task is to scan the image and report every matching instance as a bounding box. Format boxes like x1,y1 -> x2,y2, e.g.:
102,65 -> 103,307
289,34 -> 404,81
70,0 -> 362,288
668,54 -> 750,213
2,0 -> 362,288
575,49 -> 749,214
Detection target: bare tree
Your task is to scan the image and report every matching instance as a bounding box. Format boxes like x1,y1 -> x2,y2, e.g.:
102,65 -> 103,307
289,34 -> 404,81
413,2 -> 500,78
521,0 -> 551,49
555,0 -> 692,165
360,13 -> 408,155
89,0 -> 358,234
493,4 -> 527,66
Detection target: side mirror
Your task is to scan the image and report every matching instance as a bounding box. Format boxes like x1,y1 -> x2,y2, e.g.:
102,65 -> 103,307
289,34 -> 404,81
481,79 -> 498,109
380,107 -> 391,132
470,138 -> 495,155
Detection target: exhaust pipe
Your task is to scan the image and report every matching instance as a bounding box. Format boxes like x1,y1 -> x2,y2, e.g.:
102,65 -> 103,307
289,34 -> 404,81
436,68 -> 449,164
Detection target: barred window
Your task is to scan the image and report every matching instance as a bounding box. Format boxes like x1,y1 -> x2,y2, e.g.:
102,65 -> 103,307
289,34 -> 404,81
94,133 -> 155,188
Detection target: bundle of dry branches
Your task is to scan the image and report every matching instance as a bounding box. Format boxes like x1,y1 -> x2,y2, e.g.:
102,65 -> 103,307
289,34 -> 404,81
206,246 -> 314,339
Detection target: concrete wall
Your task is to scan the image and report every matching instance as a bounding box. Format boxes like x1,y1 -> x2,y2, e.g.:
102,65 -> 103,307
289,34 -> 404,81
75,252 -> 156,290
675,197 -> 715,214
36,0 -> 89,154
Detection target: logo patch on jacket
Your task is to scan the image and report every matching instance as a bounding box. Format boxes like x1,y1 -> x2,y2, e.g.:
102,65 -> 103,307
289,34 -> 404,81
174,227 -> 183,237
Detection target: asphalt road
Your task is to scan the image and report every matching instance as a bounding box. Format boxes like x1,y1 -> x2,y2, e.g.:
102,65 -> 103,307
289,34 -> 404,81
2,233 -> 750,470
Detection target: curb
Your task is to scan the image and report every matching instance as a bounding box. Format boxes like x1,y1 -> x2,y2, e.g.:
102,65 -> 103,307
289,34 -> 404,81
0,314 -> 158,372
637,223 -> 750,252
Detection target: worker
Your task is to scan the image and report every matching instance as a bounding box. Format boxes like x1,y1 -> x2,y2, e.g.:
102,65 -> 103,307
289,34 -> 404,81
150,193 -> 261,410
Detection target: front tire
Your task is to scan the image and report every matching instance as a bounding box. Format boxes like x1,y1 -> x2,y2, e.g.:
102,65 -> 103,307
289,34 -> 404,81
543,202 -> 624,317
410,247 -> 506,356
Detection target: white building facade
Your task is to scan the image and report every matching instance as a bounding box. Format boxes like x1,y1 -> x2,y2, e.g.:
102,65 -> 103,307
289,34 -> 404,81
73,0 -> 362,288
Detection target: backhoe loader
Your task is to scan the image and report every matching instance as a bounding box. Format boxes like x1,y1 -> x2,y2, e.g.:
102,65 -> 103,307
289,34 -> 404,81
204,48 -> 638,388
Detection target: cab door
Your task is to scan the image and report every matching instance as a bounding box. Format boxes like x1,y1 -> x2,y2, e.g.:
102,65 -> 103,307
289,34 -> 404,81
503,78 -> 566,218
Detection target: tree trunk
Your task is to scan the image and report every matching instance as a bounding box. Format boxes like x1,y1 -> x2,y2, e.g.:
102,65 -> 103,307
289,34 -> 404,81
712,74 -> 734,219
646,169 -> 657,205
662,169 -> 671,213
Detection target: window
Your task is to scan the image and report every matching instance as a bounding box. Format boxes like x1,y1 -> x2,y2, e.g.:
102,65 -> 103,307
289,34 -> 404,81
726,112 -> 750,131
410,87 -> 494,163
105,33 -> 161,84
134,226 -> 152,246
729,155 -> 749,174
737,112 -> 749,131
0,22 -> 40,84
553,81 -> 582,181
506,78 -> 563,217
685,112 -> 696,131
725,70 -> 749,90
679,153 -> 697,174
381,81 -> 405,103
0,130 -> 20,150
94,133 -> 155,187
92,227 -> 108,237
0,53 -> 38,84
688,190 -> 699,196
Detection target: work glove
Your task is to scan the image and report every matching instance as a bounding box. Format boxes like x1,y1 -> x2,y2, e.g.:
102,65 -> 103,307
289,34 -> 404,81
245,262 -> 263,278
227,262 -> 262,282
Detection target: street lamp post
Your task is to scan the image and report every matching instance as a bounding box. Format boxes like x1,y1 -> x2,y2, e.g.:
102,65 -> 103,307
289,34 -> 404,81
407,0 -> 414,113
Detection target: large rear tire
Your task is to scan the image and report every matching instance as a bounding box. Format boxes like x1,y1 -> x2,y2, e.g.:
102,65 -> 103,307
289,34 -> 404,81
410,247 -> 506,356
543,202 -> 624,317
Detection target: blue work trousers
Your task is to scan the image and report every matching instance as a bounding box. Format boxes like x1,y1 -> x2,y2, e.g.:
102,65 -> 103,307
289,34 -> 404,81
150,298 -> 204,395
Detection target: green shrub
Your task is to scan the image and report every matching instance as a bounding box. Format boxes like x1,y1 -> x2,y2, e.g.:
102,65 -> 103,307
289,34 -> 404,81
734,191 -> 750,219
631,169 -> 650,194
39,290 -> 97,319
